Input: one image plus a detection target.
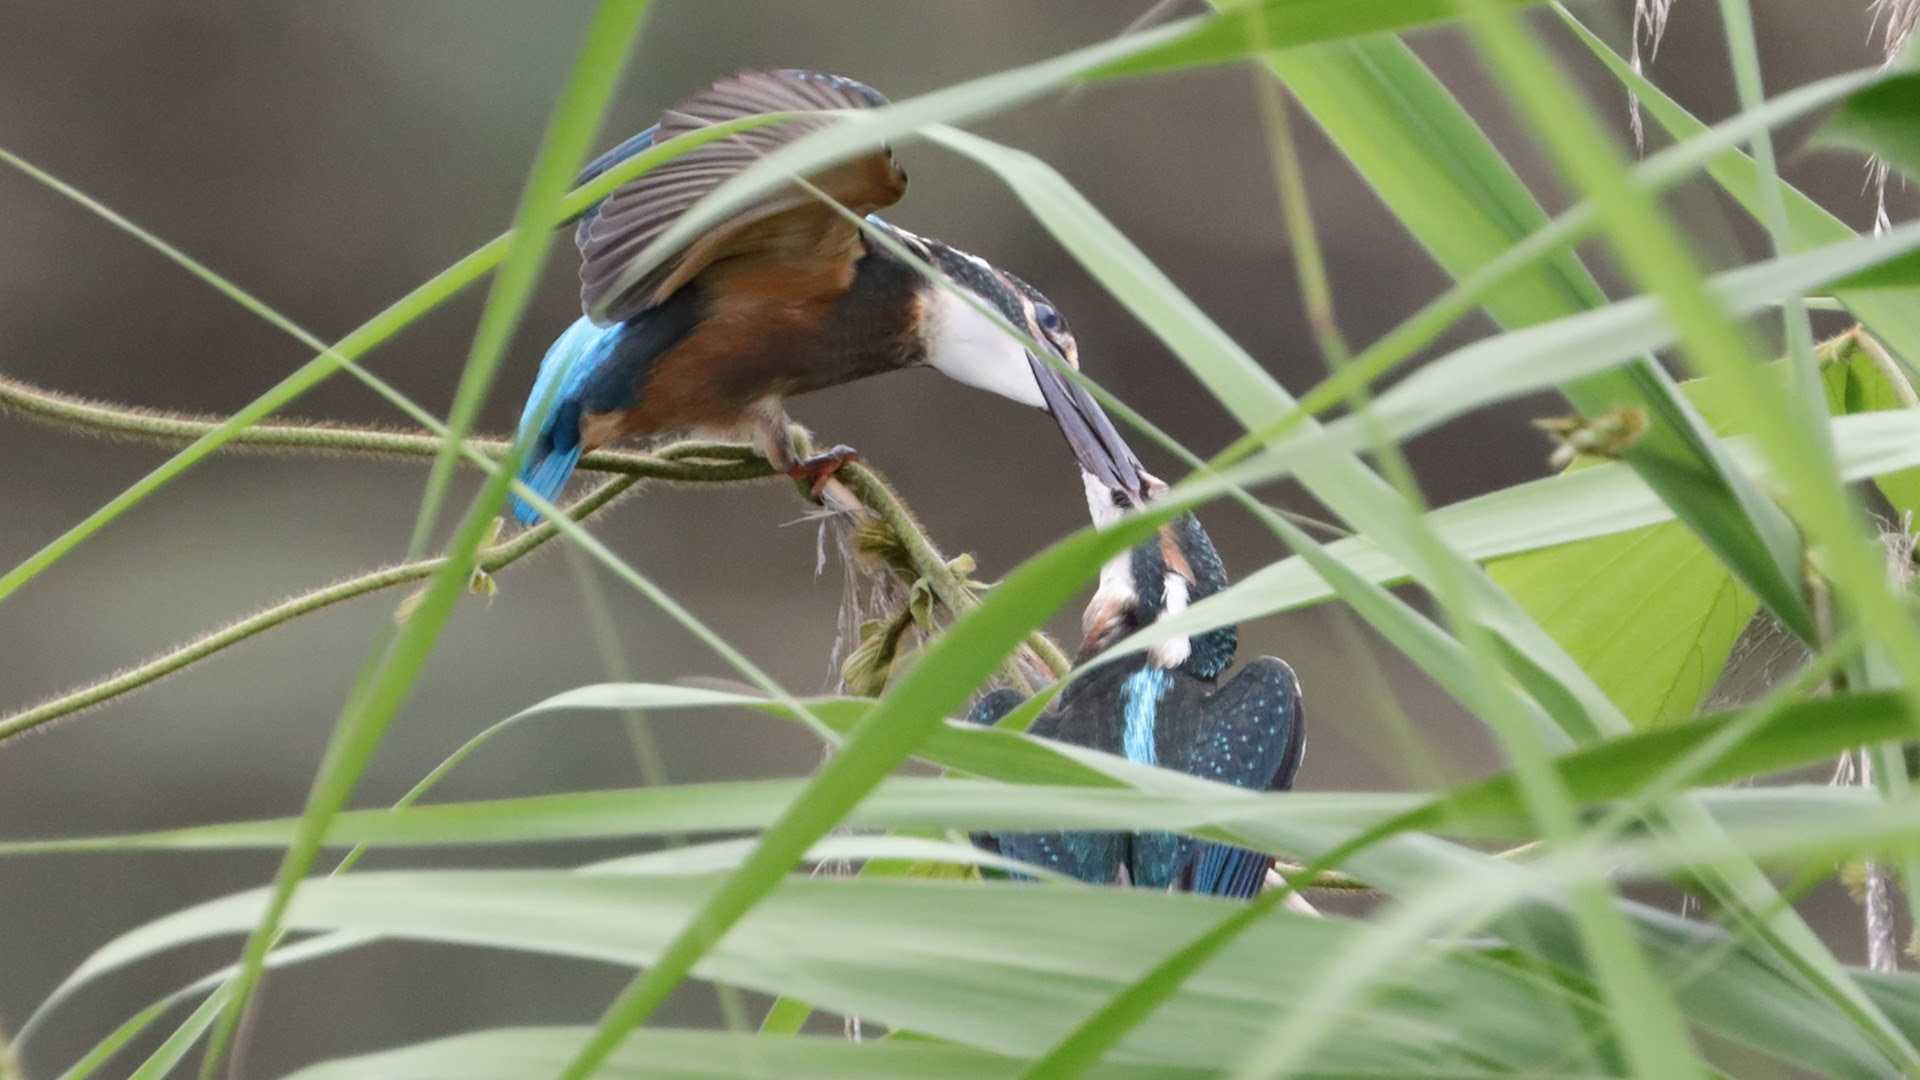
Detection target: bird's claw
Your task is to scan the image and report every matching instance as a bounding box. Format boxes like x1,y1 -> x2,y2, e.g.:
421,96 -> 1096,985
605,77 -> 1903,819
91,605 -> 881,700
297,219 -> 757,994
789,444 -> 860,500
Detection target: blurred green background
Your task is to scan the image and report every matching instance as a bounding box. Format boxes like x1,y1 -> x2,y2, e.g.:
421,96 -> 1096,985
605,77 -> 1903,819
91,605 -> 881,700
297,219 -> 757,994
0,2 -> 1904,1075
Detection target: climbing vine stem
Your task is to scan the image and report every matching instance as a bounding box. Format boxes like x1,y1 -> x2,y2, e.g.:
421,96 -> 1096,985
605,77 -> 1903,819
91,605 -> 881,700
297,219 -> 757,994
0,372 -> 1069,741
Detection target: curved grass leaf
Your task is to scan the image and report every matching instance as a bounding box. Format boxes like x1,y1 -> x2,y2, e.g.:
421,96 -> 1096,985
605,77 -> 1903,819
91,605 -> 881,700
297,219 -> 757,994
4,690 -> 1906,861
1554,6 -> 1920,389
548,502 -> 1175,1078
35,678 -> 1920,1078
0,1 -> 1281,609
43,871 -> 1618,1076
283,1027 -> 1222,1080
595,0 -> 1543,321
1268,31 -> 1811,654
59,843 -> 1920,1080
192,9 -> 651,1074
1128,372 -> 1920,668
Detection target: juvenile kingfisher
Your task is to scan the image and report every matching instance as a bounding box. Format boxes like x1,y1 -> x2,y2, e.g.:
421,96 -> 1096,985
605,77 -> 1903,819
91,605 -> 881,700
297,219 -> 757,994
509,69 -> 1146,524
969,478 -> 1306,897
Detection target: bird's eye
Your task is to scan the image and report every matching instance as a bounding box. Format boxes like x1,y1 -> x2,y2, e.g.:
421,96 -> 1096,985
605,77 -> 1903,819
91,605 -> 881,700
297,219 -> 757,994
1035,303 -> 1063,334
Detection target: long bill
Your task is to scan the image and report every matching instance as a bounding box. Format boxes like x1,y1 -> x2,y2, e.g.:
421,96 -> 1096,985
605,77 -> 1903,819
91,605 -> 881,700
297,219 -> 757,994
1027,349 -> 1148,508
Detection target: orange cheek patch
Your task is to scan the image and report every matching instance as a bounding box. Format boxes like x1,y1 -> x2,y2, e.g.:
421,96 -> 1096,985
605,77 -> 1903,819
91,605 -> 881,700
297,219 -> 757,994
1160,530 -> 1196,586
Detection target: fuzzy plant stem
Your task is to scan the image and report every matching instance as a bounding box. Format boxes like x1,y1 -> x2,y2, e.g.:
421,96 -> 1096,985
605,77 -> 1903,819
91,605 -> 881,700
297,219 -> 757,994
831,459 -> 1072,682
0,474 -> 647,741
0,372 -> 1067,738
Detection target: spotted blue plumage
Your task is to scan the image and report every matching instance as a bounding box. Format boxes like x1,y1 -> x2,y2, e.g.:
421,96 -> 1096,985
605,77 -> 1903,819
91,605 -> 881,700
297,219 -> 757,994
966,513 -> 1307,899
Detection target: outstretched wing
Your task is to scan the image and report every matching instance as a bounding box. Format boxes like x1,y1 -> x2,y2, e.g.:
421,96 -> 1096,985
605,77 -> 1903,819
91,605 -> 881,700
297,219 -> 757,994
578,69 -> 905,325
1169,657 -> 1307,898
566,124 -> 659,250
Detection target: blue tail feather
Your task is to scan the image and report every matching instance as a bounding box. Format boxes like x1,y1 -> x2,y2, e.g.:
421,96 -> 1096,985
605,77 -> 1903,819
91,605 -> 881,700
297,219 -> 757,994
513,440 -> 585,525
511,316 -> 617,526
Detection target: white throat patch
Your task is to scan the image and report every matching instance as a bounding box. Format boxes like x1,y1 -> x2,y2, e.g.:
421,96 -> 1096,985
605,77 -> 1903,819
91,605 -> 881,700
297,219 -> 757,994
1147,572 -> 1192,670
1080,470 -> 1193,670
922,289 -> 1045,409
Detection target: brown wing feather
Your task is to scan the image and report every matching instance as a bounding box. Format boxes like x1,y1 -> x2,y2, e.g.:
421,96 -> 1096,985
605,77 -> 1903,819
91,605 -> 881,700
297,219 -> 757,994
580,70 -> 905,325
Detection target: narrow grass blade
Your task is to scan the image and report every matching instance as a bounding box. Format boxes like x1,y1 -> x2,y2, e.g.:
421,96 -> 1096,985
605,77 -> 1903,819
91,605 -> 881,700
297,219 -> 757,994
192,7 -> 649,1074
1268,32 -> 1811,643
1555,6 -> 1920,379
284,1028 -> 1218,1080
38,871 -> 1619,1075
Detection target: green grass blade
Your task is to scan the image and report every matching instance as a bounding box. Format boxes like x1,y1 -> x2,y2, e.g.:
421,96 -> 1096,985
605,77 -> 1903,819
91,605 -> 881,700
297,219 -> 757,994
398,3 -> 649,558
7,687 -> 1910,857
550,506 -> 1173,1078
281,1028 -> 1228,1080
128,989 -> 228,1080
1130,389 -> 1920,667
47,1001 -> 169,1080
0,9 -> 1244,609
191,7 -> 648,1075
1554,5 -> 1920,376
1268,33 -> 1811,641
595,1 -> 1540,317
63,871 -> 1614,1075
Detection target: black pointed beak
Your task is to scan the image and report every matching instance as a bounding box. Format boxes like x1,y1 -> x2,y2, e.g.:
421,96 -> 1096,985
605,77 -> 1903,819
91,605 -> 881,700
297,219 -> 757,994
1027,350 -> 1148,507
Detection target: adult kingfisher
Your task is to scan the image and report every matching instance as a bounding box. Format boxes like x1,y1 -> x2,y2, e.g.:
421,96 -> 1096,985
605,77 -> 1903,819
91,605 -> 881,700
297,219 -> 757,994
508,69 -> 1147,524
968,477 -> 1306,897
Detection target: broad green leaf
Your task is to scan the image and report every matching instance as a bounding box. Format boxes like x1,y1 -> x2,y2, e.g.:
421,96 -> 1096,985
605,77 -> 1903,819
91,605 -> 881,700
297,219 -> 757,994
64,830 -> 1920,1080
39,683 -> 1920,1078
1491,523 -> 1756,726
1493,336 -> 1920,727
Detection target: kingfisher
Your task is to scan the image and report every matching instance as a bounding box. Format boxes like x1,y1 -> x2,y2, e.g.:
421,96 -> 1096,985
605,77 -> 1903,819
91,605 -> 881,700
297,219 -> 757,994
968,477 -> 1306,897
508,68 -> 1146,525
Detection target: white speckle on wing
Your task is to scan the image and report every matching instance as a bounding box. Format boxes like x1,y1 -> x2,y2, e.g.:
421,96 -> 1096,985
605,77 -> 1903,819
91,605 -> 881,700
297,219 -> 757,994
923,289 -> 1045,409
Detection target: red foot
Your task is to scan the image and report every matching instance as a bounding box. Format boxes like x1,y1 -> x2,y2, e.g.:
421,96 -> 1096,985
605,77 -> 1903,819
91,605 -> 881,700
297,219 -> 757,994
788,444 -> 860,500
